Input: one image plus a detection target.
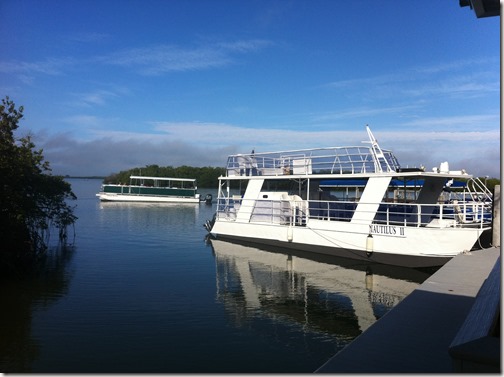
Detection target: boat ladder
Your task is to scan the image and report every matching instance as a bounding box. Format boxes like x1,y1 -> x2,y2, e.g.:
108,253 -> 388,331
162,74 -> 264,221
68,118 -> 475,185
466,177 -> 493,203
364,125 -> 393,173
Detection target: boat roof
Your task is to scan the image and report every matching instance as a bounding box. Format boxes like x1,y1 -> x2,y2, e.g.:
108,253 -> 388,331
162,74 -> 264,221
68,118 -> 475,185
219,170 -> 472,181
221,127 -> 473,181
130,175 -> 196,182
226,145 -> 400,174
222,146 -> 471,180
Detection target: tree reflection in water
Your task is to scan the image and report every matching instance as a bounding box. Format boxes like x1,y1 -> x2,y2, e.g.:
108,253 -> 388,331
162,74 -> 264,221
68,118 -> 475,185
0,245 -> 75,372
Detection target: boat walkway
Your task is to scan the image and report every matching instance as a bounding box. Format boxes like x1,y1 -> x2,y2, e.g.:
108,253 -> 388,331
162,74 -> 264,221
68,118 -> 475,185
316,246 -> 501,373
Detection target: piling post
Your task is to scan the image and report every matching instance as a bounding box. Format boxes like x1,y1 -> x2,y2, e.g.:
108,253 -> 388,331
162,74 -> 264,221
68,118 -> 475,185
492,185 -> 500,247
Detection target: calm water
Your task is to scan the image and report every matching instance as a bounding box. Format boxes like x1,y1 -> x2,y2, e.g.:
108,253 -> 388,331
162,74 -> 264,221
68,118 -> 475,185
1,178 -> 434,373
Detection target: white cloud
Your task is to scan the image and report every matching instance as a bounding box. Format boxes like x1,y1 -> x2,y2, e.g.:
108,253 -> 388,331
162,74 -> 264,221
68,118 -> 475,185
323,58 -> 499,101
214,39 -> 273,52
62,115 -> 104,126
0,57 -> 73,75
412,57 -> 498,75
33,122 -> 500,178
97,39 -> 273,75
402,74 -> 499,99
67,87 -> 131,107
401,115 -> 499,130
322,73 -> 400,90
310,105 -> 421,122
0,38 -> 273,82
37,132 -> 235,177
59,114 -> 121,136
82,91 -> 118,106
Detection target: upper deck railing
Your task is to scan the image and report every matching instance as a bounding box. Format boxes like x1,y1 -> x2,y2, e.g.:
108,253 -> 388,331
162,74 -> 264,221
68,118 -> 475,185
225,146 -> 401,177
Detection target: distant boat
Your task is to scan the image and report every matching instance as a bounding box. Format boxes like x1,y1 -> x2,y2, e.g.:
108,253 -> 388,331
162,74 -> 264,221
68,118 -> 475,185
96,175 -> 201,203
204,126 -> 493,268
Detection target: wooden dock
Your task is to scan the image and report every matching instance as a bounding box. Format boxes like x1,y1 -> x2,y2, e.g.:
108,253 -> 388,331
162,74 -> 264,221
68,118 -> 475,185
316,246 -> 501,373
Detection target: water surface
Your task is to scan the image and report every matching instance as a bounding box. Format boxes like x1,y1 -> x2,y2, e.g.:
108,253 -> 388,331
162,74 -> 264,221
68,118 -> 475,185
0,178 -> 433,373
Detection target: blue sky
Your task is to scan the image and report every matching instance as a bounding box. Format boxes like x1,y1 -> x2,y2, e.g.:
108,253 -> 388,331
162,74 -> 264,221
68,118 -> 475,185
1,0 -> 500,178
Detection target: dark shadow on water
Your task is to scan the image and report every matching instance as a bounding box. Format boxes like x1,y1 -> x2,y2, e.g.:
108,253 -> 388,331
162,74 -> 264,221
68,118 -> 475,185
0,245 -> 75,373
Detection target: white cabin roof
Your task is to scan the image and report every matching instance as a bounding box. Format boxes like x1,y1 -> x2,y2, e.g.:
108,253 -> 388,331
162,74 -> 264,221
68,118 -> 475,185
129,176 -> 196,182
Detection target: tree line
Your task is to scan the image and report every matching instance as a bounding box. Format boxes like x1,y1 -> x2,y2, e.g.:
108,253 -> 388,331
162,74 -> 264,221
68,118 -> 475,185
103,165 -> 227,188
104,165 -> 501,192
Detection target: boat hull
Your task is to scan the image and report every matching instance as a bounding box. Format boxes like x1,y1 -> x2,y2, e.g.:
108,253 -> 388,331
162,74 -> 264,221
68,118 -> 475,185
211,234 -> 451,268
210,220 -> 490,268
96,193 -> 200,203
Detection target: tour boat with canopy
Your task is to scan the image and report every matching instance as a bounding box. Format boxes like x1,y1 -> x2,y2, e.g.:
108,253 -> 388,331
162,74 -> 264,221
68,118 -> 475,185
204,126 -> 492,268
96,176 -> 201,203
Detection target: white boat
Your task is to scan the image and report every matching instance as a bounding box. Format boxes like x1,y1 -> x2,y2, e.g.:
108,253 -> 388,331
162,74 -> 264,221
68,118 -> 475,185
205,126 -> 493,268
96,175 -> 201,203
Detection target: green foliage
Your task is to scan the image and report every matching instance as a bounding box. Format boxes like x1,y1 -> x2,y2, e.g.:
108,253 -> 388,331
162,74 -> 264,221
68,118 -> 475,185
104,164 -> 227,188
0,96 -> 77,264
480,177 -> 500,193
453,177 -> 501,193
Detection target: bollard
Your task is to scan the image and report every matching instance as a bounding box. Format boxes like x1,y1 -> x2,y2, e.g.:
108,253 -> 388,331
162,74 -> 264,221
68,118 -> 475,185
492,185 -> 500,247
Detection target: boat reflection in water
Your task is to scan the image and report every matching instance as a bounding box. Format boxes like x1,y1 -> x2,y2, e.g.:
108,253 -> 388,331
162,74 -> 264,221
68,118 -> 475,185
98,201 -> 201,211
98,201 -> 200,225
208,238 -> 434,346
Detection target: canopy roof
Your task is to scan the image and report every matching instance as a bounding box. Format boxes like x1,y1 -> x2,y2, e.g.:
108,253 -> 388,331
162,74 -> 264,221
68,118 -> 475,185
130,175 -> 196,182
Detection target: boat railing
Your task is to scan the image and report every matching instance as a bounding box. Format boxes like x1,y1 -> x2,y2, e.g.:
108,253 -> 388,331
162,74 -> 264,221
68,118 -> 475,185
102,183 -> 197,197
310,200 -> 491,228
466,177 -> 493,203
225,146 -> 401,177
216,196 -> 308,225
216,196 -> 491,229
